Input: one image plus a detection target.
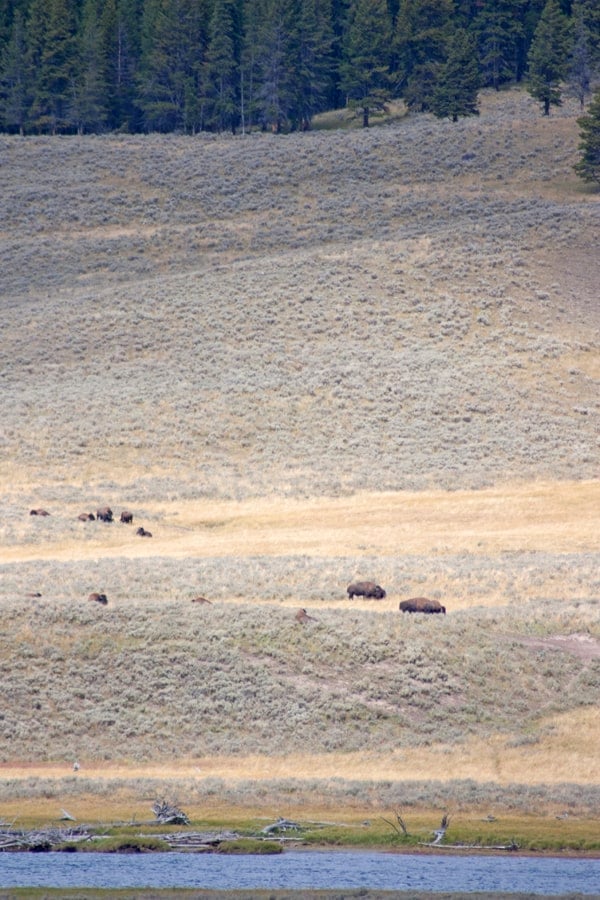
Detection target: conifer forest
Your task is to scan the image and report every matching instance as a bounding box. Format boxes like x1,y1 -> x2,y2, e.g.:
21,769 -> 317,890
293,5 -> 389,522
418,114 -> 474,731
0,0 -> 599,135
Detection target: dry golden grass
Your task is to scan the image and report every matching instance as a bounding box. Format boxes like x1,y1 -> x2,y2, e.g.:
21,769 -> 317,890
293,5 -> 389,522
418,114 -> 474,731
2,480 -> 598,568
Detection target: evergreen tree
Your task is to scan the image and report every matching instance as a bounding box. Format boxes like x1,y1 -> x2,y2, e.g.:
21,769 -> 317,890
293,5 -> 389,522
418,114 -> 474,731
71,0 -> 108,132
573,87 -> 600,185
395,0 -> 455,111
137,0 -> 208,132
101,0 -> 143,131
474,0 -> 527,89
253,0 -> 294,132
431,27 -> 479,120
205,0 -> 238,132
567,0 -> 598,108
339,0 -> 393,127
526,0 -> 572,115
0,8 -> 28,132
27,0 -> 80,133
289,0 -> 334,129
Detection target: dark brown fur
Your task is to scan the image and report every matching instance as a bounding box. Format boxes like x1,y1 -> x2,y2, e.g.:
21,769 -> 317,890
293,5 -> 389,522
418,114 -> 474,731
136,526 -> 152,537
399,597 -> 446,614
30,508 -> 50,516
120,511 -> 133,524
96,507 -> 113,522
78,512 -> 95,521
347,581 -> 386,600
88,592 -> 108,605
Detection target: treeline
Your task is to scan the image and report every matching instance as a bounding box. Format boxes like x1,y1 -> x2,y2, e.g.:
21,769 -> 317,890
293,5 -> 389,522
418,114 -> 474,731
0,0 -> 599,134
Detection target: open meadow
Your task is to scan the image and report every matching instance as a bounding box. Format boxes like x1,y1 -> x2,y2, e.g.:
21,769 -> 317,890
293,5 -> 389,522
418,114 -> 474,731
0,88 -> 599,852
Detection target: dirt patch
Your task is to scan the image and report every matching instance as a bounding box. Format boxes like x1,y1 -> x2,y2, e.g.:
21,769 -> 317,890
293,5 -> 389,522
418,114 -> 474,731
517,633 -> 600,661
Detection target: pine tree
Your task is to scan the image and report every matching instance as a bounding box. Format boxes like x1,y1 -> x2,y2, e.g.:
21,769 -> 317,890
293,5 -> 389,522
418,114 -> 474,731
205,0 -> 238,132
526,0 -> 572,115
395,0 -> 455,112
567,0 -> 598,109
431,27 -> 479,121
573,88 -> 600,185
290,0 -> 334,130
71,0 -> 108,133
0,8 -> 28,132
253,0 -> 295,132
101,0 -> 142,131
339,0 -> 393,127
27,0 -> 80,133
474,0 -> 527,89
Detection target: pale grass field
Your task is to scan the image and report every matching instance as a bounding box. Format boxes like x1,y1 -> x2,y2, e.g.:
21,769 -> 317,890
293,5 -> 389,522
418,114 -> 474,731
1,707 -> 598,788
1,89 -> 599,825
3,480 -> 598,570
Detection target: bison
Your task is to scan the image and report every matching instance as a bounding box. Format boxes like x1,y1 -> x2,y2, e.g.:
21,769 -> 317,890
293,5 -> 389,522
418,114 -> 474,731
96,507 -> 113,522
191,596 -> 212,604
136,526 -> 152,537
295,608 -> 317,623
347,581 -> 386,600
78,512 -> 95,521
30,508 -> 50,516
88,592 -> 108,605
399,597 -> 446,614
120,510 -> 133,524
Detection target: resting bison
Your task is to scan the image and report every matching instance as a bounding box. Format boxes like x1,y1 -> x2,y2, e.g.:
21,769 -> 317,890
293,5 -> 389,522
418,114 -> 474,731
347,581 -> 386,600
191,596 -> 211,604
96,507 -> 113,522
136,526 -> 152,537
120,510 -> 133,524
295,608 -> 317,623
399,597 -> 446,614
88,592 -> 108,605
78,512 -> 95,521
30,508 -> 50,516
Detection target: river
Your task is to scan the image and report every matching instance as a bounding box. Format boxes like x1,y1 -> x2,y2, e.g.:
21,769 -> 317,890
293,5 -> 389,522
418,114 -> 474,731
0,851 -> 599,894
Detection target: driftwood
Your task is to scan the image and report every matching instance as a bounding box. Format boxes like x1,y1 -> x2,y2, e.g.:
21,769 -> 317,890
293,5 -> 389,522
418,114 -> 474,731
152,800 -> 189,826
157,831 -> 240,851
261,817 -> 300,834
0,826 -> 93,851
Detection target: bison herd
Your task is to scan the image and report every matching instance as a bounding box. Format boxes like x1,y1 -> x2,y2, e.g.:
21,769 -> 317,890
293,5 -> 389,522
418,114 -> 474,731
29,508 -> 448,615
29,505 -> 153,536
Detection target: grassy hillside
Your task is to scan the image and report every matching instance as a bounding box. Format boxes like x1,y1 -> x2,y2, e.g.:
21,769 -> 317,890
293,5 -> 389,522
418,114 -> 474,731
0,88 -> 599,825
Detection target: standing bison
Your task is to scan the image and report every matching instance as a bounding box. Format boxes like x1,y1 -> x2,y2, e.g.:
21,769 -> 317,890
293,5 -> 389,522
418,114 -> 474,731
96,507 -> 113,522
399,597 -> 446,614
347,581 -> 386,600
120,511 -> 133,524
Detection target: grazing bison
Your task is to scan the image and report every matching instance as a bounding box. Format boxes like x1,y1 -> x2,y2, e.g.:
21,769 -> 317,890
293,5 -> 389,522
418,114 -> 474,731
399,597 -> 446,614
136,526 -> 152,537
88,592 -> 108,605
96,507 -> 113,522
347,581 -> 386,600
295,608 -> 317,623
78,512 -> 95,521
30,508 -> 50,516
120,510 -> 133,524
191,596 -> 211,604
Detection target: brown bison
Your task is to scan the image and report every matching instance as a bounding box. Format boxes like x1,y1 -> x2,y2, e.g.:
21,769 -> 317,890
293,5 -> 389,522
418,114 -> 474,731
30,508 -> 50,516
347,581 -> 386,600
191,596 -> 212,604
78,512 -> 95,521
399,597 -> 446,614
136,526 -> 152,537
88,592 -> 108,605
120,511 -> 133,524
25,592 -> 42,598
96,507 -> 113,522
295,608 -> 317,623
